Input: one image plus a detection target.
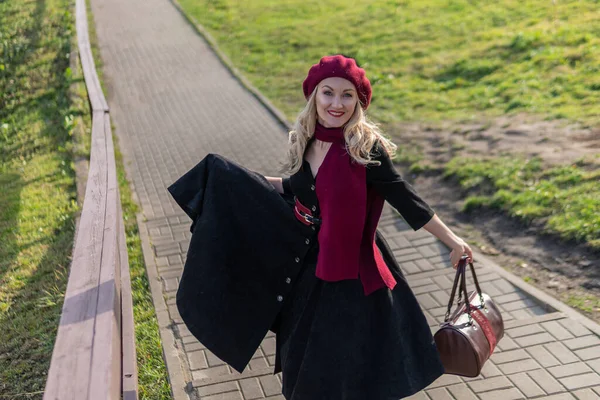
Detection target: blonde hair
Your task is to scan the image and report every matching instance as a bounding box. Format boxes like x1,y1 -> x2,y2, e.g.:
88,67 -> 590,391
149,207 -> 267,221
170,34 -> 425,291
282,89 -> 397,175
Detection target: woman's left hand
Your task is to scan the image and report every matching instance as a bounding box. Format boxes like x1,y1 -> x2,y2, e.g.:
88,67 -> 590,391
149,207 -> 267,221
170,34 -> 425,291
449,238 -> 473,269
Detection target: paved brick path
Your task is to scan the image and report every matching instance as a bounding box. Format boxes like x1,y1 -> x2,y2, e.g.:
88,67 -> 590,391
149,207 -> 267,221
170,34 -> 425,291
89,0 -> 600,398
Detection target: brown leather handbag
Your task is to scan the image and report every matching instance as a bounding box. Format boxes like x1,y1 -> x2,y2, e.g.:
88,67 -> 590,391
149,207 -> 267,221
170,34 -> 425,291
434,257 -> 504,377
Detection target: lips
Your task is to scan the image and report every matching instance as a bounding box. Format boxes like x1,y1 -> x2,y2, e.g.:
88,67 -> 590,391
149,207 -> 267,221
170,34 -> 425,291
327,110 -> 345,118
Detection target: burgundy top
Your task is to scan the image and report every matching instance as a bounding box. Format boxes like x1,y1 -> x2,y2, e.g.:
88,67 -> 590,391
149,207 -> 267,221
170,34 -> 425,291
312,123 -> 397,295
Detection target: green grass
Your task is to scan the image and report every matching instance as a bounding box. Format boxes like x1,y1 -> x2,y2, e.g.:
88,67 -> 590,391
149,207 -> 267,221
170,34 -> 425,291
445,155 -> 600,249
177,0 -> 600,126
566,294 -> 600,314
0,0 -> 80,397
0,0 -> 170,398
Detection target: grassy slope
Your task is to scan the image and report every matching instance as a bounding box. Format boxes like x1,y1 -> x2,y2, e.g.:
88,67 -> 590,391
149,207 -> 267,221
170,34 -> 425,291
0,0 -> 170,398
177,0 -> 599,250
178,0 -> 600,125
0,0 -> 79,396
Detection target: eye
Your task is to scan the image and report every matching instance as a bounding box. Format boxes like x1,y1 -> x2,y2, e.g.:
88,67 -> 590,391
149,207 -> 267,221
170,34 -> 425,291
323,90 -> 332,96
344,93 -> 353,98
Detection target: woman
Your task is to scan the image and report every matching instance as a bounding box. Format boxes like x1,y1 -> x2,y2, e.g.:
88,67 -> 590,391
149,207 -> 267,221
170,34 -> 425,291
265,55 -> 473,399
168,55 -> 473,399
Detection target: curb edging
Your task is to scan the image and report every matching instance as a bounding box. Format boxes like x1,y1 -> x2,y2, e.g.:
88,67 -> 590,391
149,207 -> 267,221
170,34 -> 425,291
136,213 -> 193,400
473,250 -> 600,337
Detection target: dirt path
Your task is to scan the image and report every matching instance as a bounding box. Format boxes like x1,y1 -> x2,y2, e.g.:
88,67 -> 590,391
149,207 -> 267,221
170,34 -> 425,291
389,114 -> 600,322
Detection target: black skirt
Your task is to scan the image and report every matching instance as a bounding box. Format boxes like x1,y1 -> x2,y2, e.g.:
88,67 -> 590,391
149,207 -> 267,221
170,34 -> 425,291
274,236 -> 445,400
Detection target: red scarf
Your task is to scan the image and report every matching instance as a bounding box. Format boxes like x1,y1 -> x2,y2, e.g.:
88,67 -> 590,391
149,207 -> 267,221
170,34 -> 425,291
313,122 -> 397,295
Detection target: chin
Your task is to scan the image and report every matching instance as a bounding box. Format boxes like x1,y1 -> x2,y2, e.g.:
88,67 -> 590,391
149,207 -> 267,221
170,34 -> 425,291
322,117 -> 349,128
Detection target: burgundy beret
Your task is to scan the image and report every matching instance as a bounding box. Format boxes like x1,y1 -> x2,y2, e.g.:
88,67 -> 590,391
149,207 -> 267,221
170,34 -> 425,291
302,55 -> 372,109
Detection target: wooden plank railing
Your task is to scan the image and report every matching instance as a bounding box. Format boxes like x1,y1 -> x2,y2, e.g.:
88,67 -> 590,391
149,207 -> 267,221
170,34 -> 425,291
43,0 -> 138,398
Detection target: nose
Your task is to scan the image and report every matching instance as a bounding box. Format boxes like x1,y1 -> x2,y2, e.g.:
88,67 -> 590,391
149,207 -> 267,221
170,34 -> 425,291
331,95 -> 343,109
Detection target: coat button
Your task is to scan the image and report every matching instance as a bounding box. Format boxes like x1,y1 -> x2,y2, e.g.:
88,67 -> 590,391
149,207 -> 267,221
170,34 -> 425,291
311,226 -> 316,231
295,257 -> 300,263
310,185 -> 315,191
285,277 -> 291,284
305,238 -> 310,245
311,205 -> 316,211
277,295 -> 283,302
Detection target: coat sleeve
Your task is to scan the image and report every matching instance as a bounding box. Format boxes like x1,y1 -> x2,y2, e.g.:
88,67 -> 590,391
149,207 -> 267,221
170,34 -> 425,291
367,142 -> 435,231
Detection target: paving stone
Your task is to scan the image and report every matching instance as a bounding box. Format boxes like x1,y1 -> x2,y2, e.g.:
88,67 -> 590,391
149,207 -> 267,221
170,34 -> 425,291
544,342 -> 580,364
184,341 -> 205,352
541,320 -> 575,341
413,284 -> 441,295
239,378 -> 264,400
394,247 -> 419,257
548,362 -> 592,378
502,298 -> 538,312
574,387 -> 600,400
543,394 -> 577,400
432,275 -> 454,290
497,359 -> 542,375
260,337 -> 276,356
259,375 -> 281,397
558,320 -> 591,337
415,258 -> 436,271
514,332 -> 556,347
202,391 -> 243,400
506,324 -> 546,339
492,349 -> 530,364
507,372 -> 545,397
526,345 -> 561,367
416,245 -> 438,258
401,261 -> 422,274
493,280 -> 518,294
396,252 -> 427,263
408,277 -> 435,288
559,372 -> 600,391
527,368 -> 567,394
564,336 -> 600,351
446,383 -> 477,399
163,277 -> 179,292
416,293 -> 441,309
248,357 -> 269,371
468,376 -> 513,393
206,351 -> 227,367
411,236 -> 439,246
404,391 -> 430,400
495,291 -> 529,304
575,345 -> 600,361
188,350 -> 208,370
481,360 -> 504,378
197,381 -> 239,397
428,374 -> 462,389
476,387 -> 525,400
587,358 -> 600,374
192,365 -> 231,381
392,236 -> 411,250
425,387 -> 453,400
497,336 -> 520,351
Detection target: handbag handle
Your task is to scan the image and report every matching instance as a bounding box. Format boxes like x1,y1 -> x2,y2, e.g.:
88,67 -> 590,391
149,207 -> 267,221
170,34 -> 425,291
444,256 -> 485,323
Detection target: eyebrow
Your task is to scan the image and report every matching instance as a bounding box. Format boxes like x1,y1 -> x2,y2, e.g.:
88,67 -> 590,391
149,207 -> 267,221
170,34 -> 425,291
322,85 -> 355,92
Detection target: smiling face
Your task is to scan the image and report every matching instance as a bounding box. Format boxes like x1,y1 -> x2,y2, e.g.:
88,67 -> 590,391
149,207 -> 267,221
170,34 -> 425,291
315,77 -> 359,128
